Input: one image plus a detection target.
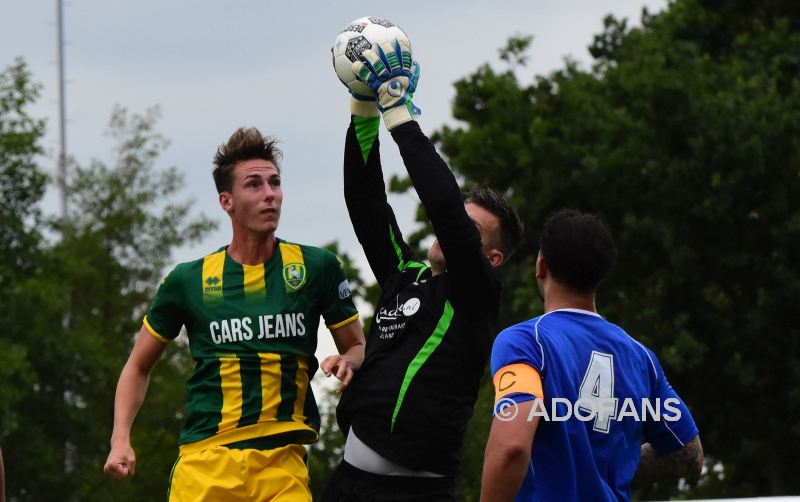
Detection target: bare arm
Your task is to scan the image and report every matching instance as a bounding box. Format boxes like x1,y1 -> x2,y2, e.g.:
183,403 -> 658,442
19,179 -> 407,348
635,435 -> 704,485
321,320 -> 365,392
481,400 -> 540,502
103,325 -> 167,479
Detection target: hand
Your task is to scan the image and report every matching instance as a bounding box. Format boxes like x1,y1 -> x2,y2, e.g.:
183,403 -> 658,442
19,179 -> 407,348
104,442 -> 136,480
352,36 -> 421,129
320,354 -> 359,393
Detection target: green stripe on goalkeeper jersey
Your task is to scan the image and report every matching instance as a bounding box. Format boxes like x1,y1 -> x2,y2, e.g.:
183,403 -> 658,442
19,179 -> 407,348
353,115 -> 380,164
390,300 -> 455,432
388,224 -> 428,279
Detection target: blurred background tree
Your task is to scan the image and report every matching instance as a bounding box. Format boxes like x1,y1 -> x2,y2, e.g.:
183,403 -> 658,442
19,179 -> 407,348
420,0 -> 800,498
0,62 -> 215,500
3,0 -> 800,498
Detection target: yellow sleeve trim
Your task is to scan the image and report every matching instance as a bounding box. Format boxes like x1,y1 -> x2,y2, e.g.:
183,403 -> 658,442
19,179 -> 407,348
143,315 -> 171,344
327,312 -> 360,330
493,363 -> 543,401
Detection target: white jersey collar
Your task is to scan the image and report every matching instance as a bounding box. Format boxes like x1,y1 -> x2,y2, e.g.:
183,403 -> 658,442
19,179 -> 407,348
548,307 -> 602,318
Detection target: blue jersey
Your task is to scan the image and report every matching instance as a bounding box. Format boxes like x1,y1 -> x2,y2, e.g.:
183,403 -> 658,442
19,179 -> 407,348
491,309 -> 699,501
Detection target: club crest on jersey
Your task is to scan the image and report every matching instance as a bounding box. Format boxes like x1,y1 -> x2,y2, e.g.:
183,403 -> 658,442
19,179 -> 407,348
282,263 -> 307,291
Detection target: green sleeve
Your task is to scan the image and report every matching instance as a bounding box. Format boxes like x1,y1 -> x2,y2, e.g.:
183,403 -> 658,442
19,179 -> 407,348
320,252 -> 359,330
144,265 -> 188,342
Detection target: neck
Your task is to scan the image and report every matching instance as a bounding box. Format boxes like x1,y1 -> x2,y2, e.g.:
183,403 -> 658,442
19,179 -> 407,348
542,281 -> 597,314
227,228 -> 277,265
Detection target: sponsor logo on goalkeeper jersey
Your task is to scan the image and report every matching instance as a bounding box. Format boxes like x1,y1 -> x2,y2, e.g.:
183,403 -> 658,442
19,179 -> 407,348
209,313 -> 306,344
375,296 -> 420,340
376,296 -> 420,324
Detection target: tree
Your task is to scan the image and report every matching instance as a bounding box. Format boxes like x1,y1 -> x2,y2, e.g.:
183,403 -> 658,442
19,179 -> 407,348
0,58 -> 46,457
3,105 -> 215,501
424,0 -> 799,497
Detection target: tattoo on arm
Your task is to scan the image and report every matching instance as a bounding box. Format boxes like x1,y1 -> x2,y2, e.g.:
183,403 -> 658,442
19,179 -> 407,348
635,436 -> 704,486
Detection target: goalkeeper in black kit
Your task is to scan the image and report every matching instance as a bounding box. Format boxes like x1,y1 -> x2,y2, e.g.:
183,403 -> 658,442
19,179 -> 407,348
323,36 -> 524,501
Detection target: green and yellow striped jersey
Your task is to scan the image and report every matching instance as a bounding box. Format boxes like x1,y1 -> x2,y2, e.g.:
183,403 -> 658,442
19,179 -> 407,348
143,239 -> 359,454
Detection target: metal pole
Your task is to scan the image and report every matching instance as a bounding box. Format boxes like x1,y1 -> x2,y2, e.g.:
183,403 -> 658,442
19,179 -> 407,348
56,0 -> 67,216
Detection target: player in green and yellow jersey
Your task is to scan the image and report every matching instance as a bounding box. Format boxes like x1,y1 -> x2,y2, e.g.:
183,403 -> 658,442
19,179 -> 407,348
103,127 -> 365,501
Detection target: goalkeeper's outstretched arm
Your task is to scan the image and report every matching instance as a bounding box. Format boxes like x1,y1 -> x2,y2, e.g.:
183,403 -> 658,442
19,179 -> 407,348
343,111 -> 418,286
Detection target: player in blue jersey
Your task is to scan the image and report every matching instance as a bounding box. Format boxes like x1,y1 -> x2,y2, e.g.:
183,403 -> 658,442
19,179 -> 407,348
482,209 -> 703,501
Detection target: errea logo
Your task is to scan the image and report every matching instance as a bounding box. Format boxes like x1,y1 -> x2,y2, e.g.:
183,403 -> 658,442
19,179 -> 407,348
205,276 -> 222,293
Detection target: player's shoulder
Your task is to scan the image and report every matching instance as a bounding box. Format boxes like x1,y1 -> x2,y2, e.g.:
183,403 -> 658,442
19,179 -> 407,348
494,316 -> 544,351
587,315 -> 662,379
492,317 -> 547,372
176,246 -> 227,272
279,239 -> 339,266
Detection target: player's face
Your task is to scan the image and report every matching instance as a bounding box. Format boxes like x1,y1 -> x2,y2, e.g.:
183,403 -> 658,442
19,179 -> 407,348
427,203 -> 503,271
221,159 -> 283,235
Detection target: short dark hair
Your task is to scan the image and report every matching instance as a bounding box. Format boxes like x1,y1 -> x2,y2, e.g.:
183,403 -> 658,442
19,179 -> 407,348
466,186 -> 524,264
212,127 -> 282,193
540,209 -> 616,293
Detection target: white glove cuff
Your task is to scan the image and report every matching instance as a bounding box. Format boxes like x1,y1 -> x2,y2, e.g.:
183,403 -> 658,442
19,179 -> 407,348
383,104 -> 414,131
350,98 -> 380,118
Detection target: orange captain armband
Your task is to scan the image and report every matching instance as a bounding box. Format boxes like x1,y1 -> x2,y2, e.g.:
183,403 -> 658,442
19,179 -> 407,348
493,364 -> 544,401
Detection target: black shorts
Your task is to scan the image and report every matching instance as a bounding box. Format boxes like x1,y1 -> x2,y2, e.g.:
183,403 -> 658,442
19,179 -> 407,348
321,460 -> 456,502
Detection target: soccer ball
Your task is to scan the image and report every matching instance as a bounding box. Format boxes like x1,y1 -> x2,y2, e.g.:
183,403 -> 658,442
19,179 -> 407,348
331,16 -> 411,96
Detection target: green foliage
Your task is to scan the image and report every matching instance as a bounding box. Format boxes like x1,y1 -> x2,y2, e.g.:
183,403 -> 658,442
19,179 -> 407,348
432,0 -> 800,497
307,389 -> 345,498
0,87 -> 215,500
498,34 -> 534,68
0,60 -> 46,443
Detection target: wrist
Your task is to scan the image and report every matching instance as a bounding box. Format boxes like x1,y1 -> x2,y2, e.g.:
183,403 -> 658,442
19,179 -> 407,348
350,97 -> 379,117
382,104 -> 414,130
110,432 -> 131,447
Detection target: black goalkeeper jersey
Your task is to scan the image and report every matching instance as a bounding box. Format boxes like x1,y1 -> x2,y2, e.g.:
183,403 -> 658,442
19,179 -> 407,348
335,117 -> 502,476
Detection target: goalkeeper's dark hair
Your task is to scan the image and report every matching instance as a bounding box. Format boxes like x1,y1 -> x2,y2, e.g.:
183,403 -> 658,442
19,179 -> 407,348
540,209 -> 617,293
466,186 -> 524,265
213,127 -> 282,193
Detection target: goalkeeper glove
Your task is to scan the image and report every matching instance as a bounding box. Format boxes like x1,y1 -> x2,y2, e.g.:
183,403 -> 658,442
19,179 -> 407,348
350,91 -> 379,118
352,36 -> 421,130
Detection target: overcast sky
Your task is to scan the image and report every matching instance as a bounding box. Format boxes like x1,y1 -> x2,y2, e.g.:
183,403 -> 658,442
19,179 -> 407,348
2,1 -> 666,375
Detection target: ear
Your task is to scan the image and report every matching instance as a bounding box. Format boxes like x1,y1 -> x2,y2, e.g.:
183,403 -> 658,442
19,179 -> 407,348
219,191 -> 234,214
536,253 -> 547,279
486,249 -> 504,269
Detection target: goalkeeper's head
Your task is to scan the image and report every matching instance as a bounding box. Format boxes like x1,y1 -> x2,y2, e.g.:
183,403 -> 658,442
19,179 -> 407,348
427,186 -> 524,272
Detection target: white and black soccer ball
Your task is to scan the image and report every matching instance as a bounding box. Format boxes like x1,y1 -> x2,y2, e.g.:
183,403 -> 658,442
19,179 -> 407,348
331,16 -> 411,96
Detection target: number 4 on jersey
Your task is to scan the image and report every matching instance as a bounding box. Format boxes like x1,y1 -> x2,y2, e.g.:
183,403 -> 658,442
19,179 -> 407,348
578,351 -> 618,433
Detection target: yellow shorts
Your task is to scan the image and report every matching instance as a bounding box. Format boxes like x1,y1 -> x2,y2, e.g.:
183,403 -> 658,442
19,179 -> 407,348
168,443 -> 311,502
